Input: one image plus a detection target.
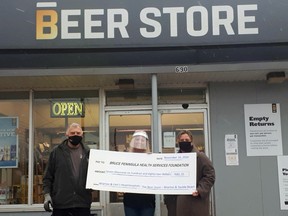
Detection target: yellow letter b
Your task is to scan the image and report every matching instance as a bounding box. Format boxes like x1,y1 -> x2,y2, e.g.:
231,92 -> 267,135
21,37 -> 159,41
36,10 -> 58,40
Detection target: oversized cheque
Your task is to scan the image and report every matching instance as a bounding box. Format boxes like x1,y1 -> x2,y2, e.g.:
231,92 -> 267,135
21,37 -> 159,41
86,149 -> 196,194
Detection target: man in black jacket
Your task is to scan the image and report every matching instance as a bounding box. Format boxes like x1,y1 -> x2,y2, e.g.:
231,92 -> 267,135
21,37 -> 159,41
43,122 -> 92,216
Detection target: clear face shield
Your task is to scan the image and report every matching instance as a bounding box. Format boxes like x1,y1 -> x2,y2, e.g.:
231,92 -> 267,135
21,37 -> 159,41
129,131 -> 149,153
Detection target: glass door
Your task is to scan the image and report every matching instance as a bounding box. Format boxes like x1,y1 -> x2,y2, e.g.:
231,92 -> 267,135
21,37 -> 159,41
104,109 -> 210,216
159,110 -> 209,154
105,111 -> 152,216
159,109 -> 211,216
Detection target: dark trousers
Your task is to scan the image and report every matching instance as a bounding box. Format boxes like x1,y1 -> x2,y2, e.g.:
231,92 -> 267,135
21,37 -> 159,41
52,208 -> 90,216
164,195 -> 177,216
124,206 -> 155,216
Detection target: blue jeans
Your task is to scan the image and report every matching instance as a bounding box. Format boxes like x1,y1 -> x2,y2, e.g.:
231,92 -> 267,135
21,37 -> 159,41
124,206 -> 155,216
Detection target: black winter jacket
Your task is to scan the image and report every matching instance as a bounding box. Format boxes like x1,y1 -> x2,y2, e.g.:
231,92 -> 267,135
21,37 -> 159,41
43,139 -> 92,209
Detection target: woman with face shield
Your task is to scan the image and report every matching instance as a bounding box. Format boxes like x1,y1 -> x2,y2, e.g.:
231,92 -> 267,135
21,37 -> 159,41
128,130 -> 150,153
123,130 -> 155,216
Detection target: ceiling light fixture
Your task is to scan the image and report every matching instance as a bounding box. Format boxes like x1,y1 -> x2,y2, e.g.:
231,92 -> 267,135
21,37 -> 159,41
266,71 -> 286,84
116,79 -> 135,89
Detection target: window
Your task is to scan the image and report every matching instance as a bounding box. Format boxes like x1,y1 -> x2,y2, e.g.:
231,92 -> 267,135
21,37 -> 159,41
33,90 -> 100,203
158,88 -> 206,104
0,92 -> 29,204
106,89 -> 152,106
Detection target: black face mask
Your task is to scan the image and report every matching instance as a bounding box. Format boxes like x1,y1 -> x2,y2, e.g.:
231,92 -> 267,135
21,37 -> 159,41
179,141 -> 193,152
68,135 -> 82,145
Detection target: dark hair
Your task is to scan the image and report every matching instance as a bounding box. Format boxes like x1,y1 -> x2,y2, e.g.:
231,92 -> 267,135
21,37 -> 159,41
176,130 -> 193,142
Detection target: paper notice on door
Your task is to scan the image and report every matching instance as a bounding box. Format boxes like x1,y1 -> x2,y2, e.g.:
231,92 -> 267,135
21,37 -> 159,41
163,132 -> 175,148
225,134 -> 239,166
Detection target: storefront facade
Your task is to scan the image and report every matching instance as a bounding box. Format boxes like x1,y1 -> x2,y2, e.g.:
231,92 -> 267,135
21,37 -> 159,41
0,0 -> 288,216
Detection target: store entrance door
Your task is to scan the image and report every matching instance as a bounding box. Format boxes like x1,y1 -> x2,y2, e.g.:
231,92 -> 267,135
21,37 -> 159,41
105,111 -> 152,216
159,109 -> 212,216
104,109 -> 212,216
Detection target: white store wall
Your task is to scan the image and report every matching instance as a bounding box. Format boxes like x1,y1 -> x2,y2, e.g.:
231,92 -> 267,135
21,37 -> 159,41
209,81 -> 288,216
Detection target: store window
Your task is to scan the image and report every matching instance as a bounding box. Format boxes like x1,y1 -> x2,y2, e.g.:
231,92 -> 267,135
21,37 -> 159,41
161,112 -> 206,153
33,90 -> 100,204
106,89 -> 152,106
158,88 -> 206,104
0,92 -> 29,205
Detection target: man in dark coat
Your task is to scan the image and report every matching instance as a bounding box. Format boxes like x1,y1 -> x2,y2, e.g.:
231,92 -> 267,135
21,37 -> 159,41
164,130 -> 215,216
43,123 -> 92,216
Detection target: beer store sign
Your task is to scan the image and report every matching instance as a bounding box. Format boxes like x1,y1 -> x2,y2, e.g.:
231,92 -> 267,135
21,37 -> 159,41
0,0 -> 288,48
50,100 -> 85,118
